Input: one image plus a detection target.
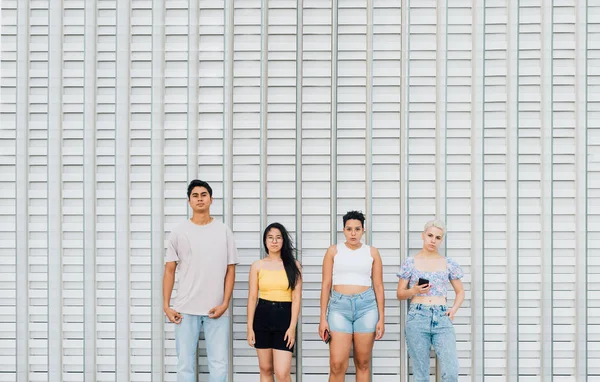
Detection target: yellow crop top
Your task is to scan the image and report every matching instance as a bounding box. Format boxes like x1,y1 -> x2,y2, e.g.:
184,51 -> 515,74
258,263 -> 292,302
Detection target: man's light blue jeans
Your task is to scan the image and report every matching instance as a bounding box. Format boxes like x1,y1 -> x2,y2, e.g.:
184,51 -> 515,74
404,304 -> 458,382
174,313 -> 229,382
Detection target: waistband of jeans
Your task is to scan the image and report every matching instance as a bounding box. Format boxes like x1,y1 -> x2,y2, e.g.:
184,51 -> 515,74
331,287 -> 374,300
410,303 -> 448,312
258,298 -> 291,307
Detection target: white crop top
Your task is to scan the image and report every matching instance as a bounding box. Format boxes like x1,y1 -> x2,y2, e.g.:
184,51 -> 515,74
332,243 -> 373,287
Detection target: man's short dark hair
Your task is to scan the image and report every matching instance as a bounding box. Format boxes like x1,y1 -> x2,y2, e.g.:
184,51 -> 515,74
187,179 -> 213,199
343,210 -> 365,228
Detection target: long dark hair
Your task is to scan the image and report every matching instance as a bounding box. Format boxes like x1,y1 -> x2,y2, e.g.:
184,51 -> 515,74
263,222 -> 301,290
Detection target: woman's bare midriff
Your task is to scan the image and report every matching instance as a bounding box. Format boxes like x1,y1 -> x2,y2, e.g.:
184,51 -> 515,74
410,295 -> 447,306
334,285 -> 371,295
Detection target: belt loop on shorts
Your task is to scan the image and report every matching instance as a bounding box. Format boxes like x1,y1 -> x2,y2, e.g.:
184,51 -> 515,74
358,287 -> 373,299
258,298 -> 290,308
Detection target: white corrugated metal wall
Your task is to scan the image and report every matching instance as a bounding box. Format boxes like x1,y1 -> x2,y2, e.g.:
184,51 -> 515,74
0,0 -> 598,381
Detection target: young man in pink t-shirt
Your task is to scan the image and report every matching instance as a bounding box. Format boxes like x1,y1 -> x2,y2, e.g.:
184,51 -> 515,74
163,179 -> 239,382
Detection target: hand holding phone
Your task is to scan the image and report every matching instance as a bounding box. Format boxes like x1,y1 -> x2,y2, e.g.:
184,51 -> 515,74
323,329 -> 331,344
415,278 -> 431,294
319,320 -> 330,343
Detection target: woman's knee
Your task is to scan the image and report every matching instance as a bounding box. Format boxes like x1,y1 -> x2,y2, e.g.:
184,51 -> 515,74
259,362 -> 274,375
274,367 -> 291,381
353,357 -> 371,372
330,360 -> 349,375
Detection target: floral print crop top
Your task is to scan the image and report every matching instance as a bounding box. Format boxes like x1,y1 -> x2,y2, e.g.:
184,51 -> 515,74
396,257 -> 464,297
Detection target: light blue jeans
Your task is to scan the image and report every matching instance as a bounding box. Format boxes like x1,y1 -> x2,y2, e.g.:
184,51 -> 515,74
404,304 -> 458,382
174,314 -> 229,382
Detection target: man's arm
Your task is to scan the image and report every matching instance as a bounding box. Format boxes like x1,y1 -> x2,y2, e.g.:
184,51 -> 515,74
222,264 -> 236,307
209,226 -> 239,318
163,262 -> 181,323
208,264 -> 236,318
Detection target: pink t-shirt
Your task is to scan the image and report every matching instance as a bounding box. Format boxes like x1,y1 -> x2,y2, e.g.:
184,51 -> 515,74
165,219 -> 239,315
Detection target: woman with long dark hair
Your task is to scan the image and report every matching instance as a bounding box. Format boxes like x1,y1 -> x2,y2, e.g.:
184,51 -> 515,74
247,222 -> 302,382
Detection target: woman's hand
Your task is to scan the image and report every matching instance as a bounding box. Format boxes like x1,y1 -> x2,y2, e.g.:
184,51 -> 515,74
375,319 -> 385,340
284,326 -> 296,349
247,328 -> 256,347
412,283 -> 431,295
318,319 -> 330,341
445,307 -> 457,321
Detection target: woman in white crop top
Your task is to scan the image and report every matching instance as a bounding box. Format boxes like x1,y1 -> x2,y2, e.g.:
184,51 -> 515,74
318,210 -> 385,382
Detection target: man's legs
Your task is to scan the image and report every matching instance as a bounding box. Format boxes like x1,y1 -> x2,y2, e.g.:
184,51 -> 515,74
203,315 -> 230,382
175,314 -> 202,382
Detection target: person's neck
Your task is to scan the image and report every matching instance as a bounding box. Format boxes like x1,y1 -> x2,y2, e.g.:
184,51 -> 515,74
345,241 -> 362,250
190,212 -> 213,226
419,249 -> 439,257
266,253 -> 282,261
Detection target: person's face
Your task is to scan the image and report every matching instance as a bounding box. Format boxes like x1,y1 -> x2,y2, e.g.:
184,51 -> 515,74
343,219 -> 364,245
422,226 -> 443,251
188,186 -> 212,213
265,228 -> 283,254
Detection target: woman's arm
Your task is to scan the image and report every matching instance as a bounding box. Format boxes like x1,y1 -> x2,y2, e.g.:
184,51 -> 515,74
449,278 -> 465,312
371,248 -> 385,321
371,247 -> 385,339
396,278 -> 418,300
319,245 -> 335,321
246,261 -> 260,330
290,261 -> 303,330
318,245 -> 335,340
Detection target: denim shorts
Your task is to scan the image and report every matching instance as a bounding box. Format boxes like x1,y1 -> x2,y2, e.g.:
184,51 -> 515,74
326,288 -> 379,334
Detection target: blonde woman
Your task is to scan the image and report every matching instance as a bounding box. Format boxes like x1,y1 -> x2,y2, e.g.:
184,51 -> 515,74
396,220 -> 465,382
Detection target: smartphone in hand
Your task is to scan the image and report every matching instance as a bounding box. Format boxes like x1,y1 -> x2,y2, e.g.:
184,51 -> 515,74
417,278 -> 429,286
323,329 -> 331,344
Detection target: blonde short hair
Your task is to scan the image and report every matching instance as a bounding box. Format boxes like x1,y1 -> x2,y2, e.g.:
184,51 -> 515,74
423,220 -> 446,236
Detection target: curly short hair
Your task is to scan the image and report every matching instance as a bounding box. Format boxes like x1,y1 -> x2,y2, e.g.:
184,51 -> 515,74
342,210 -> 365,228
